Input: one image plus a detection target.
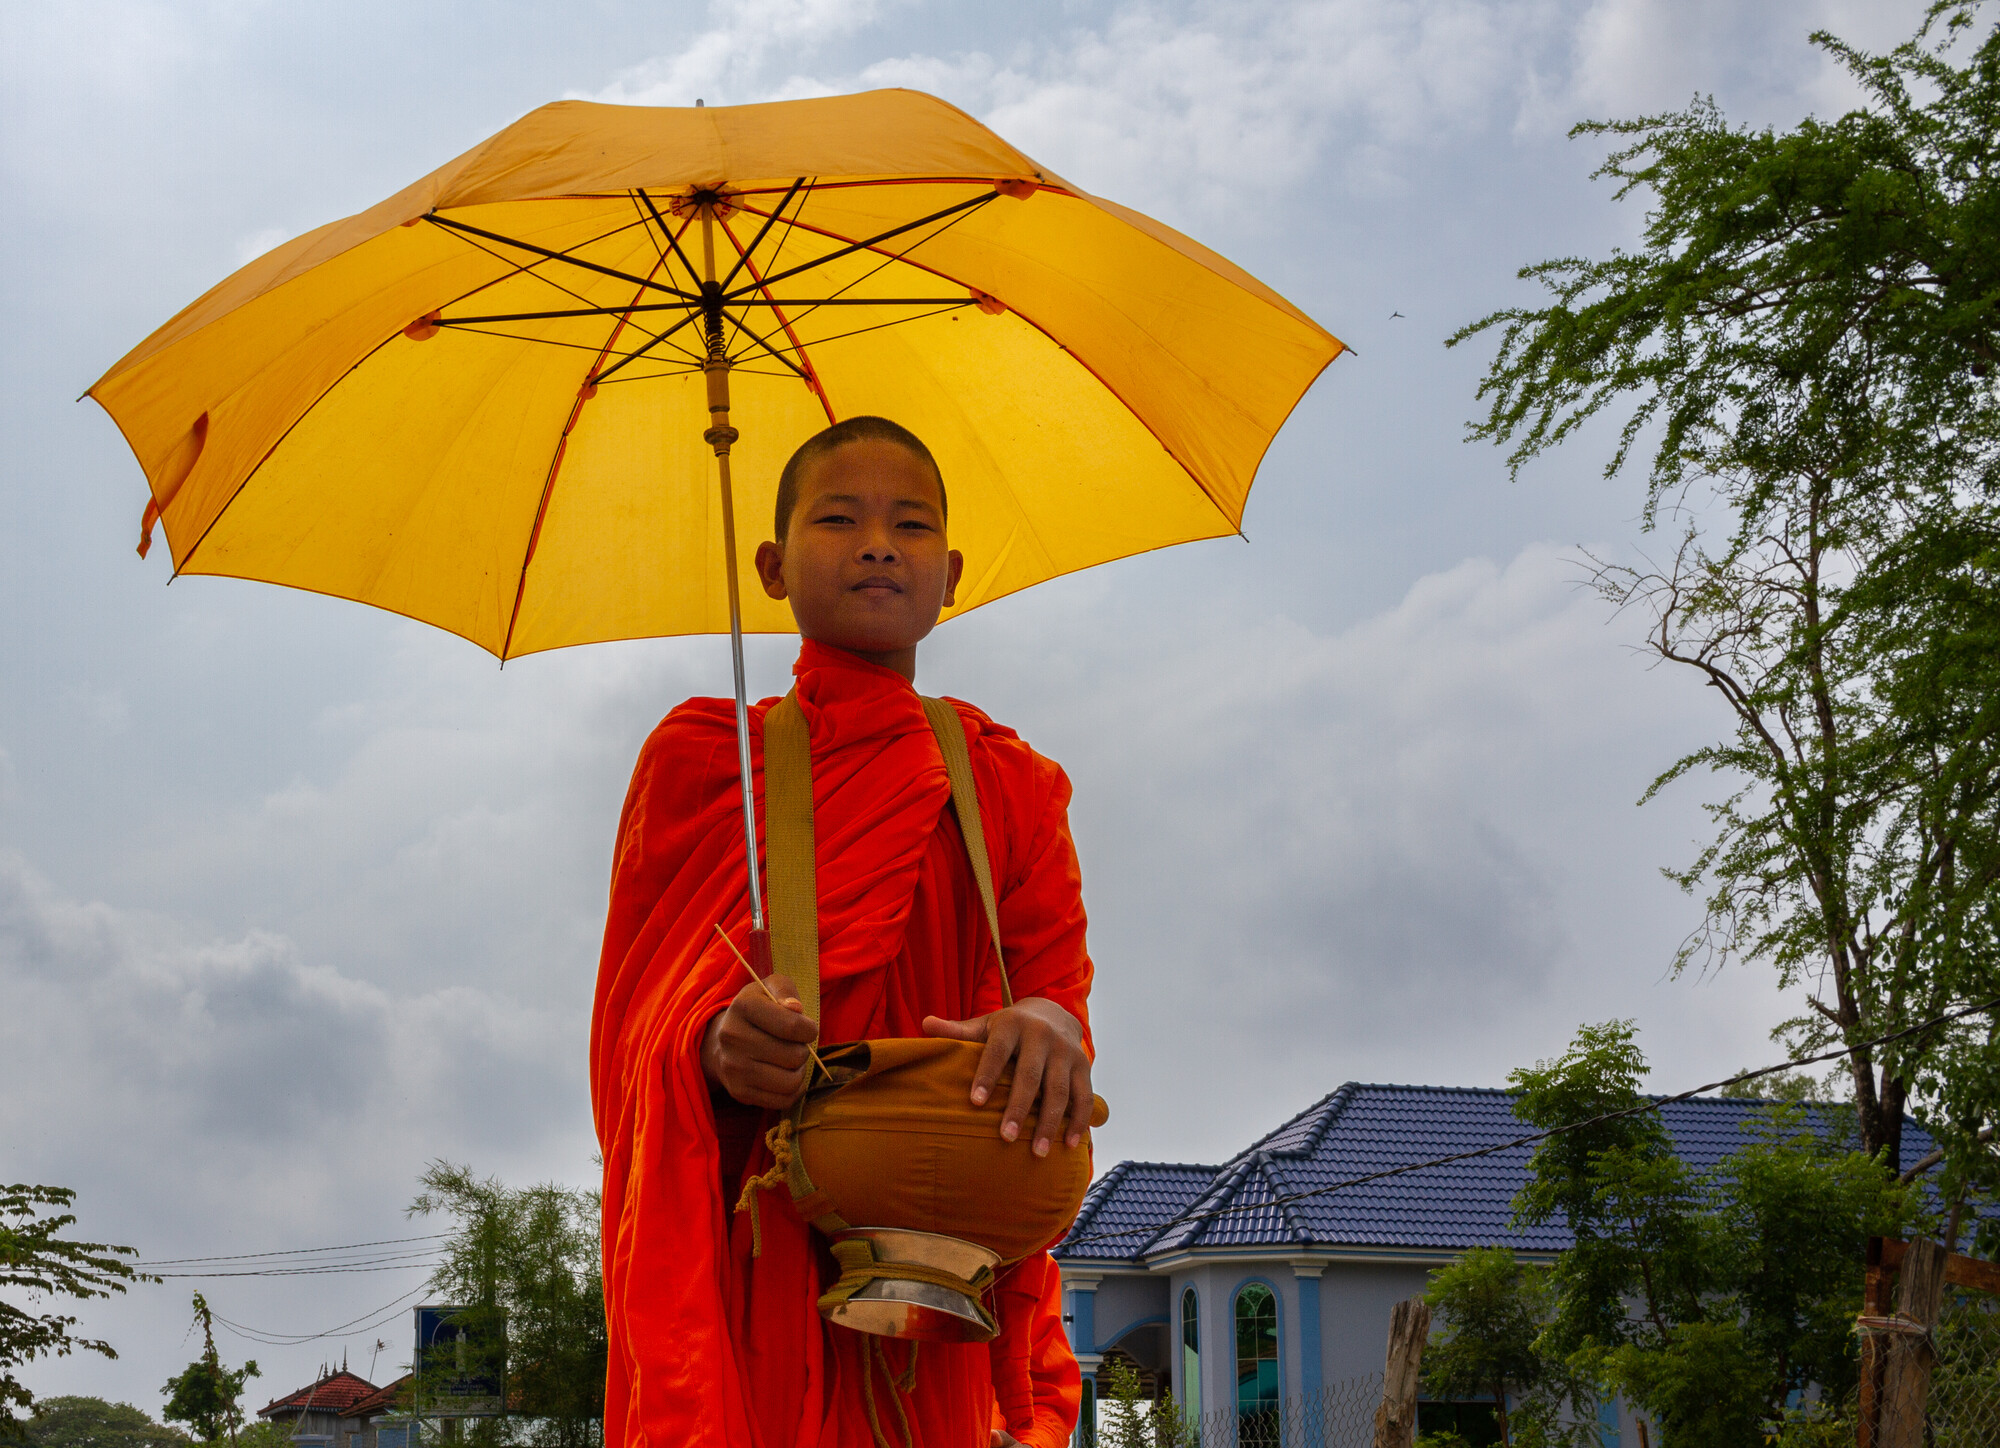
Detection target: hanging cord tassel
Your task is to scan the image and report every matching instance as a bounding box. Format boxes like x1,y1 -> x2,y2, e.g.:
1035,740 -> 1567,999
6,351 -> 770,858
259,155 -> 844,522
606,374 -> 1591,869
732,1118 -> 796,1258
896,1342 -> 920,1394
860,1337 -> 915,1448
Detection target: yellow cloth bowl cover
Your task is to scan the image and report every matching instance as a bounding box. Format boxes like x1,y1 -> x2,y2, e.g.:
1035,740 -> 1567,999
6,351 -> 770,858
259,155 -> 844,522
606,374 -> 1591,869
796,1037 -> 1109,1264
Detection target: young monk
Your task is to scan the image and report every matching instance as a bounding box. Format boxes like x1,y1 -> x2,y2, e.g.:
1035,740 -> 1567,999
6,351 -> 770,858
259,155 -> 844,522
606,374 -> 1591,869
591,416 -> 1098,1448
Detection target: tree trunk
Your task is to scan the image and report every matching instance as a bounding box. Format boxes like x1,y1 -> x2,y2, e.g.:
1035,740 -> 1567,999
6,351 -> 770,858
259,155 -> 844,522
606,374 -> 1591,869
1874,1238 -> 1948,1448
1371,1297 -> 1430,1448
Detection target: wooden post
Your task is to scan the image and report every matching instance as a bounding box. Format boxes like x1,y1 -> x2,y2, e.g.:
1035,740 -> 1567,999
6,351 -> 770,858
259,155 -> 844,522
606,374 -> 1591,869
1874,1237 -> 1948,1448
1858,1235 -> 1893,1448
1372,1296 -> 1430,1448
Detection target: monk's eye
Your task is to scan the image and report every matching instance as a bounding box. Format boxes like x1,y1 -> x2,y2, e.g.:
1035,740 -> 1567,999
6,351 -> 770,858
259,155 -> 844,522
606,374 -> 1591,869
813,513 -> 854,526
896,519 -> 936,531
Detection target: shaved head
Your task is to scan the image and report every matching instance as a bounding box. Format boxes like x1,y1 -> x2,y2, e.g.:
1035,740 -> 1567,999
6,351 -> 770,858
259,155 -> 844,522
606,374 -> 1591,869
774,416 -> 945,541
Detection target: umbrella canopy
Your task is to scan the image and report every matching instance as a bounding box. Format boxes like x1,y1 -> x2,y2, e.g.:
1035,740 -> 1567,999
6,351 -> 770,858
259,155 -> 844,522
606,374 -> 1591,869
90,89 -> 1344,660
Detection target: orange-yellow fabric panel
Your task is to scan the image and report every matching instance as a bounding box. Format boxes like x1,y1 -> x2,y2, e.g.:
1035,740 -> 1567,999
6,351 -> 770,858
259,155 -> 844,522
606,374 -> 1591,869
89,91 -> 1344,658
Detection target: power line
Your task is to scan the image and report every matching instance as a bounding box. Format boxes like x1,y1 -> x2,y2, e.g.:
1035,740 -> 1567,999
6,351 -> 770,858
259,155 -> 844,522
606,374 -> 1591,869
150,1259 -> 441,1279
135,1234 -> 450,1268
1061,993 -> 2000,1250
213,1283 -> 433,1347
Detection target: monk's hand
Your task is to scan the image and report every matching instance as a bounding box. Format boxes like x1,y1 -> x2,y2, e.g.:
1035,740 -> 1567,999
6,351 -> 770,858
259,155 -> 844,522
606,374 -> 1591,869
922,996 -> 1091,1157
701,973 -> 820,1110
989,1432 -> 1020,1447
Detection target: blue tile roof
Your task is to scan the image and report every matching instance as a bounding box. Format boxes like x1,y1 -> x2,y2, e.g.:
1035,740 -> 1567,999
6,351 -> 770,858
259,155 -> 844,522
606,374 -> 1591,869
1055,1083 -> 1940,1263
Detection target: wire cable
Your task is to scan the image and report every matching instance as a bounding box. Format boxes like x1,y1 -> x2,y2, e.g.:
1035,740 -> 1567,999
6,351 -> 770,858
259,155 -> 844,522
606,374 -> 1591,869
213,1283 -> 433,1348
135,1233 -> 449,1268
1061,993 -> 2000,1250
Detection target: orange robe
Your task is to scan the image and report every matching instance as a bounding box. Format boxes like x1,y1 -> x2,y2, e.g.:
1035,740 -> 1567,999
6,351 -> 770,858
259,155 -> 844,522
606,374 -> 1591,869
592,641 -> 1094,1448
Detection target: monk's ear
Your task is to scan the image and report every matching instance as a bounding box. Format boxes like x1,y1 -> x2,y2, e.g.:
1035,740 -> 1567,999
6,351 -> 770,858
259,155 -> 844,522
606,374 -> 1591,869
940,548 -> 964,609
755,540 -> 788,600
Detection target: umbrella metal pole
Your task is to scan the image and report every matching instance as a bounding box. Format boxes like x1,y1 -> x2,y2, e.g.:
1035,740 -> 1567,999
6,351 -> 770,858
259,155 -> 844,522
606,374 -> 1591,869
699,200 -> 772,967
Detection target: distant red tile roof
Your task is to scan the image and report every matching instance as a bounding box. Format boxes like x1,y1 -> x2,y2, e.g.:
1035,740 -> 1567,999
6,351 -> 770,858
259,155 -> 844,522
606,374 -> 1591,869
259,1371 -> 381,1419
344,1375 -> 413,1420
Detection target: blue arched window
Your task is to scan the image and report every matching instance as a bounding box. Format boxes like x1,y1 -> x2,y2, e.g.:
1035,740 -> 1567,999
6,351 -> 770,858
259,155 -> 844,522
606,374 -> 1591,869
1234,1281 -> 1279,1421
1180,1287 -> 1202,1417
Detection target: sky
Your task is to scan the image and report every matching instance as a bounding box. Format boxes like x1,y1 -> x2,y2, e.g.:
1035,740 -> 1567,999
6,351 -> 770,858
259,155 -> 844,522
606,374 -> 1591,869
0,0 -> 1948,1416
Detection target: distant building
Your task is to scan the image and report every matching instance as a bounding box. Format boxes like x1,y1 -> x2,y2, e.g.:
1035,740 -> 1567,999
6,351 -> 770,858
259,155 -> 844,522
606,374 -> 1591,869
1053,1082 -> 1933,1446
257,1370 -> 414,1448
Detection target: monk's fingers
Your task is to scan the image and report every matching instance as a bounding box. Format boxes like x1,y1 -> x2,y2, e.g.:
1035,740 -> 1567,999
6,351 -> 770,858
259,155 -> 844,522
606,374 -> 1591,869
970,1015 -> 1019,1110
921,1013 -> 988,1042
729,1058 -> 809,1108
1001,1031 -> 1050,1145
1032,1053 -> 1072,1158
734,989 -> 820,1044
1064,1061 -> 1096,1149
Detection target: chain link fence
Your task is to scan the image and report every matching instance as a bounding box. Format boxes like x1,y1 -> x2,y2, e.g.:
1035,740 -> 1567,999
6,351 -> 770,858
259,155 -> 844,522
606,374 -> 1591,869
1162,1374 -> 1383,1448
1927,1285 -> 2000,1448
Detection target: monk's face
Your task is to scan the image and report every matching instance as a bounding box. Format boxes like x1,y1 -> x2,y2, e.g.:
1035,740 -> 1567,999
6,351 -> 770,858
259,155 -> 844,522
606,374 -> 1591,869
754,439 -> 964,680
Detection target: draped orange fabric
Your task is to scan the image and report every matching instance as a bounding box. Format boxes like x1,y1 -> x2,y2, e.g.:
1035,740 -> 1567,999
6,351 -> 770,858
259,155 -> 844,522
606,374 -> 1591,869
592,641 -> 1094,1448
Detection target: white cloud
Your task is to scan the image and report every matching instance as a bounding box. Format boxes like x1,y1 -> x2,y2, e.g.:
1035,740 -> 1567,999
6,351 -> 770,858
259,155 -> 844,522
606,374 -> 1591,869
928,540 -> 1798,1162
578,0 -> 894,107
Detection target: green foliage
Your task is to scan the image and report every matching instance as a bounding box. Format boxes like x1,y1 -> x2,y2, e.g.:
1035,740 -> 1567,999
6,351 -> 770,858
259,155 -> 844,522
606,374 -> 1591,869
1450,0 -> 2000,1188
225,1423 -> 292,1448
11,1397 -> 188,1448
1422,1249 -> 1594,1448
160,1296 -> 257,1447
1093,1358 -> 1191,1448
408,1164 -> 604,1448
1,1185 -> 152,1431
1510,1022 -> 1916,1447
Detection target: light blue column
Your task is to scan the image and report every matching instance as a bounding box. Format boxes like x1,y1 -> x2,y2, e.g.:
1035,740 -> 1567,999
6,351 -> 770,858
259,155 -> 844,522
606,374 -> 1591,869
1064,1273 -> 1103,1448
1292,1265 -> 1324,1403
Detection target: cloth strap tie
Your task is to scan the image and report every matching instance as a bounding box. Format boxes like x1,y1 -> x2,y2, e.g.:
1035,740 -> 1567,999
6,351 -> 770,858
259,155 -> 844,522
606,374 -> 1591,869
815,1237 -> 999,1332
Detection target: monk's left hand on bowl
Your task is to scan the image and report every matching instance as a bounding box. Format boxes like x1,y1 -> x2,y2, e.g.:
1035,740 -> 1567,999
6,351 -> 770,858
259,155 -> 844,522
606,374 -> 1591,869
921,997 -> 1092,1156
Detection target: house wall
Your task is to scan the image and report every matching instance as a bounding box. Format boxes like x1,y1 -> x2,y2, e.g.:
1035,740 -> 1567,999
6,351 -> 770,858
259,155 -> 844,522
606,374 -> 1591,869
1065,1254 -> 1643,1448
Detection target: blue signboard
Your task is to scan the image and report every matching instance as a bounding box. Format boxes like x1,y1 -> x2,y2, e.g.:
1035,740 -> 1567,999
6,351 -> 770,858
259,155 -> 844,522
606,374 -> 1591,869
414,1306 -> 505,1418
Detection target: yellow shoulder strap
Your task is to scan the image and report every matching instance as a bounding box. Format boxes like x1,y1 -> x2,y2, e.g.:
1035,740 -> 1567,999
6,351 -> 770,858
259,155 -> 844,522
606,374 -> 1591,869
761,691 -> 820,1024
920,696 -> 1014,1008
759,690 -> 1014,1021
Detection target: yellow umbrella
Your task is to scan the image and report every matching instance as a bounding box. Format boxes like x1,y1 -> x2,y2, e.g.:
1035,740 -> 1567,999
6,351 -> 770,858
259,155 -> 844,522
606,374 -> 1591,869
91,88 -> 1343,933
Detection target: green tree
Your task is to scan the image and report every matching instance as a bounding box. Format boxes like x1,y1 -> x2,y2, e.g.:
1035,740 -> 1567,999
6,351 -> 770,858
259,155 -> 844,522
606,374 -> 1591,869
1511,1022 -> 1915,1446
1094,1357 -> 1192,1448
2,1185 -> 152,1431
160,1295 -> 257,1447
1421,1248 -> 1594,1448
13,1397 -> 188,1448
1451,1 -> 2000,1186
408,1164 -> 605,1448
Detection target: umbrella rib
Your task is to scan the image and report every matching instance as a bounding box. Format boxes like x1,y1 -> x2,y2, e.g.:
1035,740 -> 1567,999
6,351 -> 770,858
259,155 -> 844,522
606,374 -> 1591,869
442,300 -> 976,323
428,214 -> 669,318
722,190 -> 996,299
718,177 -> 806,294
425,214 -> 700,302
634,192 -> 708,302
712,213 -> 828,410
743,185 -> 993,338
500,257 -> 674,660
429,324 -> 702,366
748,303 -> 977,361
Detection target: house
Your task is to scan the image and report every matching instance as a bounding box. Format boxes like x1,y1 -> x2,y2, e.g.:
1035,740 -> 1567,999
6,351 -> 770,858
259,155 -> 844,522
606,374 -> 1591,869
257,1371 -> 383,1448
1052,1082 -> 1938,1446
257,1370 -> 415,1448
